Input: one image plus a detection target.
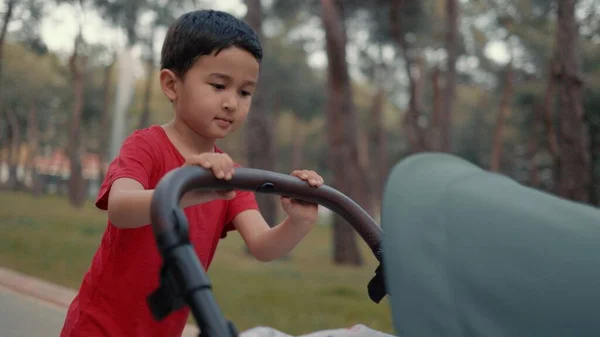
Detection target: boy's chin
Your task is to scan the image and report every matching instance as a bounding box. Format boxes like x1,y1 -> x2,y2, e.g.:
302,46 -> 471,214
207,128 -> 232,139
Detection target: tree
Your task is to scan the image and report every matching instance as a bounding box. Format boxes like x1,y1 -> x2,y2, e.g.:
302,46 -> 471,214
388,0 -> 429,153
554,0 -> 592,202
490,62 -> 514,172
0,0 -> 19,189
66,2 -> 88,208
136,0 -> 204,129
243,0 -> 278,228
1,0 -> 55,191
320,0 -> 365,266
441,0 -> 459,152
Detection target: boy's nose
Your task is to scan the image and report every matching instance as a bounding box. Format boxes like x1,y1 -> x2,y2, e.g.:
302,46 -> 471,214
221,95 -> 238,111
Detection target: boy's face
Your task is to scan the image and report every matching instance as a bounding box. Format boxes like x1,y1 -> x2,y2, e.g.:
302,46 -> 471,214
161,46 -> 260,139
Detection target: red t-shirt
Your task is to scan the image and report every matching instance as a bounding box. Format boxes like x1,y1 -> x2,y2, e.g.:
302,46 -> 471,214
60,125 -> 259,337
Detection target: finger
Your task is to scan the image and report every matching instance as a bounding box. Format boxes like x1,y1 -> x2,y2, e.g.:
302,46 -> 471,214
220,162 -> 232,180
313,173 -> 324,185
297,199 -> 317,206
200,160 -> 213,169
307,172 -> 324,186
212,165 -> 225,179
287,197 -> 312,205
224,154 -> 234,168
224,156 -> 235,180
223,190 -> 236,199
187,156 -> 212,169
290,170 -> 304,178
296,170 -> 310,180
221,158 -> 232,179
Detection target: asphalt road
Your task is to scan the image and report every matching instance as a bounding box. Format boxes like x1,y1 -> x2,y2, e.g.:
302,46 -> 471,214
0,285 -> 66,337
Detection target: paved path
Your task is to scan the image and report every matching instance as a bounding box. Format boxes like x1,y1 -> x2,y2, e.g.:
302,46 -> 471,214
0,267 -> 200,337
0,284 -> 67,337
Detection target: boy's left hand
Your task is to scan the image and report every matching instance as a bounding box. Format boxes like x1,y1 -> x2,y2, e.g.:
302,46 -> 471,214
281,170 -> 324,226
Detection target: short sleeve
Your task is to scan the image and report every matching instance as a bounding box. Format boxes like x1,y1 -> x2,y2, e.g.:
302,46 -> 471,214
95,131 -> 155,210
221,190 -> 260,238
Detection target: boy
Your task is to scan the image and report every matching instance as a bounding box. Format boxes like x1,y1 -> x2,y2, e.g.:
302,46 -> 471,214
60,9 -> 324,337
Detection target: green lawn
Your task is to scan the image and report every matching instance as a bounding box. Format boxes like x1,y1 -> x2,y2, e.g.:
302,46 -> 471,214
0,191 -> 393,335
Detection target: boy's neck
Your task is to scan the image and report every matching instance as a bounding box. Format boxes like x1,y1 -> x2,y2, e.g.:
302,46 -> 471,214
163,119 -> 216,157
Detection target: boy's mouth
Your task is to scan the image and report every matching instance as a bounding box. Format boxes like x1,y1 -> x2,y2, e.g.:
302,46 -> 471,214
214,117 -> 233,127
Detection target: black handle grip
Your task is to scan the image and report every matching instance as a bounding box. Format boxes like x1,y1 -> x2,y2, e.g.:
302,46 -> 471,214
150,166 -> 384,259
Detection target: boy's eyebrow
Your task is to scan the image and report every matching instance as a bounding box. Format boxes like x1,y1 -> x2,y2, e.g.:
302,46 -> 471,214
209,72 -> 256,86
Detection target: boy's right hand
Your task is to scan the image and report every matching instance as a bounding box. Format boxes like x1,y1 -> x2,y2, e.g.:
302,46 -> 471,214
181,152 -> 237,206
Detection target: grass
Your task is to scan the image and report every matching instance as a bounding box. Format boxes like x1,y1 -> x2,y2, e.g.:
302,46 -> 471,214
0,191 -> 394,335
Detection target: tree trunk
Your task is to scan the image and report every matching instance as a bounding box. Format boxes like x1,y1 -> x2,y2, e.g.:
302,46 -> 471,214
67,32 -> 87,208
290,113 -> 305,170
389,0 -> 427,153
138,29 -> 155,130
0,0 -> 14,76
368,64 -> 388,214
589,118 -> 599,205
98,55 -> 116,184
400,50 -> 427,153
429,67 -> 442,151
244,0 -> 278,227
25,102 -> 40,194
3,107 -> 20,190
321,0 -> 364,266
543,56 -> 560,190
441,0 -> 459,153
490,63 -> 513,172
356,125 -> 374,217
527,102 -> 544,188
528,56 -> 559,189
374,49 -> 389,198
0,0 -> 15,157
554,0 -> 592,203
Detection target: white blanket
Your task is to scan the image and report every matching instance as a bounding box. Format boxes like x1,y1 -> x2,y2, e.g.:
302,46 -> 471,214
240,324 -> 396,337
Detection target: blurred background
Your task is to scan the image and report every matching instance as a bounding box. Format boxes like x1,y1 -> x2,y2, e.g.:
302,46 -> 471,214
0,0 -> 598,335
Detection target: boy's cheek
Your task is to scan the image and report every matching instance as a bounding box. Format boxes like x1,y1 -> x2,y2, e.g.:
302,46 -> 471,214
236,112 -> 250,124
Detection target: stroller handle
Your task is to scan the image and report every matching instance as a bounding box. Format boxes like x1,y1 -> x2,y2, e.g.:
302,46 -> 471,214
148,166 -> 386,337
150,166 -> 383,257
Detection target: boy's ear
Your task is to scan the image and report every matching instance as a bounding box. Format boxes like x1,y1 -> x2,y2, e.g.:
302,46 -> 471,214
160,69 -> 179,102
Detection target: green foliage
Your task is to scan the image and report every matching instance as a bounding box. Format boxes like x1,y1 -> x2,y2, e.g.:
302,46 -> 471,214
261,33 -> 326,122
2,0 -> 599,201
92,0 -> 144,44
92,0 -> 203,48
7,0 -> 49,54
2,43 -> 68,140
267,0 -> 320,22
0,191 -> 394,335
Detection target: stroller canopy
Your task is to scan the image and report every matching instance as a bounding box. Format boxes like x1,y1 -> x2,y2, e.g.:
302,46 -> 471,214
381,153 -> 600,337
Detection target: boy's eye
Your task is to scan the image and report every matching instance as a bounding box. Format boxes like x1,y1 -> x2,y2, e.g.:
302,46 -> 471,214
240,90 -> 252,97
210,83 -> 225,90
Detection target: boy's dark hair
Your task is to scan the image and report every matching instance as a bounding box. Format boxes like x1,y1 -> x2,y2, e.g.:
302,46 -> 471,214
160,10 -> 263,78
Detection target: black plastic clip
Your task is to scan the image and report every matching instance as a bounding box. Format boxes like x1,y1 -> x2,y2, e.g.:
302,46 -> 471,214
147,261 -> 186,320
367,263 -> 387,303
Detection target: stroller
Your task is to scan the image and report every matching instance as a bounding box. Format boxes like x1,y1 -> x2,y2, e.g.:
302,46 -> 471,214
146,153 -> 600,337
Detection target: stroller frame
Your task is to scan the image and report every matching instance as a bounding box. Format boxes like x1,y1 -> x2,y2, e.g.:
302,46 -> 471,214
146,166 -> 388,337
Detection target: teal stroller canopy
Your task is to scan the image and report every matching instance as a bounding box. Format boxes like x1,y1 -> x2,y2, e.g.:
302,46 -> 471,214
382,153 -> 600,337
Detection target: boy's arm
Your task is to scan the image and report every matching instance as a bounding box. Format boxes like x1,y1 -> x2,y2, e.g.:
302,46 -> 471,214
232,209 -> 314,262
107,178 -> 221,229
106,179 -> 154,229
